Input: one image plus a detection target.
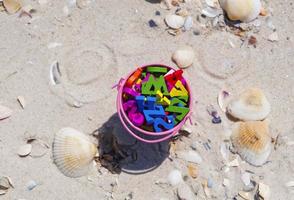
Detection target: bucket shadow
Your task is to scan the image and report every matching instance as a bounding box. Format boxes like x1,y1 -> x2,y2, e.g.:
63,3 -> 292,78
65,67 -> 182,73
94,113 -> 170,175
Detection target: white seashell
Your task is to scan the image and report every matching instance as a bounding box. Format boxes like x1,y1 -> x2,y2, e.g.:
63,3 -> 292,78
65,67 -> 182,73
223,178 -> 230,187
285,181 -> 294,187
241,172 -> 251,186
17,96 -> 26,109
183,16 -> 193,31
227,158 -> 239,167
238,191 -> 251,200
177,182 -> 195,200
0,105 -> 12,120
201,7 -> 220,18
172,46 -> 195,69
167,169 -> 183,186
17,144 -> 32,157
206,0 -> 219,8
231,121 -> 272,166
258,182 -> 270,200
165,14 -> 185,29
52,127 -> 98,178
227,88 -> 270,121
176,150 -> 203,164
217,90 -> 231,112
220,0 -> 261,22
268,32 -> 279,42
49,61 -> 62,85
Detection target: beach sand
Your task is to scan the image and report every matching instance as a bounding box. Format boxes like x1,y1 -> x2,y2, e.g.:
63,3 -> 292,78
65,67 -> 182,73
0,0 -> 294,199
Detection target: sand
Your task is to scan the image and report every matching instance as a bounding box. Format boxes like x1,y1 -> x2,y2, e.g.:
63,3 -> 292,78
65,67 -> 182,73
0,0 -> 294,199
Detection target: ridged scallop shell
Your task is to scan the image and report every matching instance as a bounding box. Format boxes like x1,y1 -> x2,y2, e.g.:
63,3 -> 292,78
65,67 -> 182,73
231,121 -> 272,166
165,14 -> 185,29
172,46 -> 195,69
220,0 -> 261,22
227,88 -> 270,121
52,127 -> 97,178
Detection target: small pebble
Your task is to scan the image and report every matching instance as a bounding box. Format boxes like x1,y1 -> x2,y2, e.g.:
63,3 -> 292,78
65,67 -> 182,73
212,116 -> 221,124
148,19 -> 158,28
207,178 -> 213,188
27,180 -> 37,191
155,11 -> 161,16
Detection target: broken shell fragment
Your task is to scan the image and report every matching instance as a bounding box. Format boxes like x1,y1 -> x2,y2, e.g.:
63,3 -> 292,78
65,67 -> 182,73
0,105 -> 12,120
52,127 -> 98,178
0,177 -> 10,190
17,96 -> 26,109
220,0 -> 261,22
177,182 -> 195,200
168,169 -> 183,186
183,16 -> 193,31
165,14 -> 185,29
172,46 -> 195,69
218,90 -> 230,112
17,144 -> 32,157
258,182 -> 270,200
3,0 -> 21,14
187,164 -> 198,179
231,121 -> 272,166
176,150 -> 203,164
227,88 -> 270,121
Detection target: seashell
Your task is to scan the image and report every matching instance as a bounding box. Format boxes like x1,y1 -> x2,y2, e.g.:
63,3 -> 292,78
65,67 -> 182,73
227,88 -> 270,121
187,164 -> 197,179
52,127 -> 98,178
231,121 -> 272,166
217,90 -> 231,112
0,177 -> 10,190
167,169 -> 183,186
183,16 -> 193,31
177,182 -> 195,200
176,150 -> 203,164
241,172 -> 251,186
258,182 -> 270,200
285,181 -> 294,187
17,144 -> 32,157
201,7 -> 220,18
3,0 -> 21,14
223,178 -> 230,187
17,96 -> 26,109
26,180 -> 37,191
227,158 -> 239,167
172,46 -> 195,69
220,0 -> 261,22
165,14 -> 185,29
0,105 -> 12,120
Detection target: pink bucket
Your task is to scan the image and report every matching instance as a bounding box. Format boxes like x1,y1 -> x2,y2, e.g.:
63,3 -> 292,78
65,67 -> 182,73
115,64 -> 193,143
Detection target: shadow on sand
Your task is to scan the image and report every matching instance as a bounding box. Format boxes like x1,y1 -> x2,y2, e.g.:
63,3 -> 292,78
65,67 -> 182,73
94,113 -> 170,175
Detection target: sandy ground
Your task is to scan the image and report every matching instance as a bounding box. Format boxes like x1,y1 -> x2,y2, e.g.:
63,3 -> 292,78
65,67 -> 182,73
0,0 -> 294,199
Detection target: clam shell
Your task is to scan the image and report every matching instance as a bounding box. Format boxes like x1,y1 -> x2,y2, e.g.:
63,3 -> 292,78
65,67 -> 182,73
231,121 -> 272,166
17,144 -> 32,157
227,88 -> 270,121
52,127 -> 97,178
0,105 -> 12,120
165,14 -> 185,29
172,46 -> 195,69
220,0 -> 261,22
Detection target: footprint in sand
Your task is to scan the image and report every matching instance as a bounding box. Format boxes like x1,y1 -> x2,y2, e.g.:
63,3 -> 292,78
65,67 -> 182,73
196,32 -> 255,85
50,41 -> 118,106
